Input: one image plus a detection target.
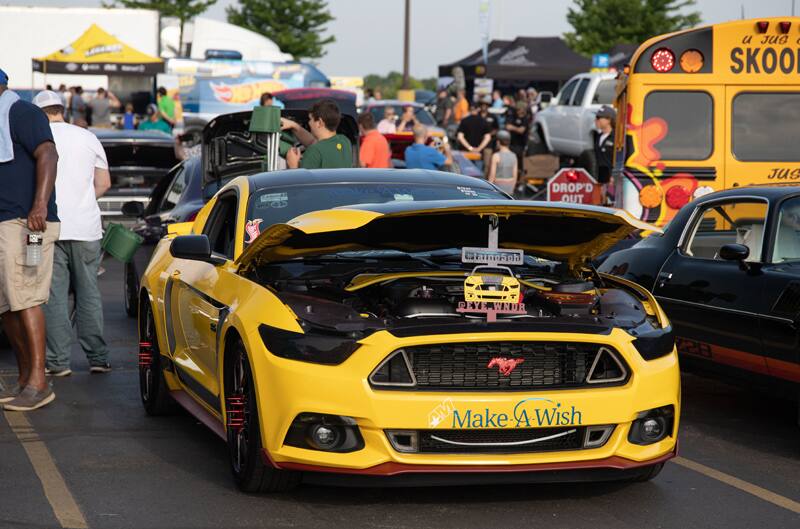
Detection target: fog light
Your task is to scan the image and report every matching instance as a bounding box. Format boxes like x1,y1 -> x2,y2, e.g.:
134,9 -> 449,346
311,425 -> 340,449
283,413 -> 365,453
628,405 -> 674,445
642,418 -> 664,438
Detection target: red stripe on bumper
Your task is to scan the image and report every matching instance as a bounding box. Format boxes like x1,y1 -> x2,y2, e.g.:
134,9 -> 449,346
267,450 -> 676,476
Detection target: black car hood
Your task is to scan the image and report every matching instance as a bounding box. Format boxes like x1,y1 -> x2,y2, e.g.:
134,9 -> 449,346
202,96 -> 359,190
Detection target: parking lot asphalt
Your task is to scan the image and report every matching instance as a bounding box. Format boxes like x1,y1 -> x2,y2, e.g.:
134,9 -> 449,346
1,258 -> 799,529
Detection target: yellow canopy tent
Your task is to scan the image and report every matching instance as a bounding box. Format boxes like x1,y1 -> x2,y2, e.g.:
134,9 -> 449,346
32,24 -> 164,76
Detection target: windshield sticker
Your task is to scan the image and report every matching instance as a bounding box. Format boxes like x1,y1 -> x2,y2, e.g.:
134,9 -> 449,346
457,186 -> 479,197
393,193 -> 414,201
259,193 -> 289,208
245,218 -> 263,244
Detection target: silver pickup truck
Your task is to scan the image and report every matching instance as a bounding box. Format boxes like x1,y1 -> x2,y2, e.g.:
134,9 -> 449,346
533,72 -> 617,162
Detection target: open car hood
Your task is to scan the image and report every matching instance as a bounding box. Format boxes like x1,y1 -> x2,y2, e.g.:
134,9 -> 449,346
236,200 -> 658,271
202,100 -> 359,192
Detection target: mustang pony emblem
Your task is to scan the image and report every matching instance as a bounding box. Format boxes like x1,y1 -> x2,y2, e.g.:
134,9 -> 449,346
487,357 -> 525,376
245,218 -> 263,244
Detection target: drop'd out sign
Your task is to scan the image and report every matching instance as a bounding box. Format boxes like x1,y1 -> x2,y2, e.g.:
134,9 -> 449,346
547,168 -> 601,205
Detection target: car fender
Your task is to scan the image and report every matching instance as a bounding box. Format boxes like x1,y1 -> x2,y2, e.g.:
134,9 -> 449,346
599,245 -> 666,292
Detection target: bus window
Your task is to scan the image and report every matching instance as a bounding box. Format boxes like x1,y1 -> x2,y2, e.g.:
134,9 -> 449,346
571,79 -> 590,106
732,93 -> 800,162
592,79 -> 615,105
643,91 -> 713,160
557,79 -> 579,105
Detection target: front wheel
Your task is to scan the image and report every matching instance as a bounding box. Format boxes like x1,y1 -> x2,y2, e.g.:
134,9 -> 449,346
527,126 -> 549,155
631,462 -> 665,482
225,340 -> 300,493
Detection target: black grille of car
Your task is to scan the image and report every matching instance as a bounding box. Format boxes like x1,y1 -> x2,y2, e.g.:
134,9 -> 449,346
403,342 -> 622,390
417,427 -> 584,454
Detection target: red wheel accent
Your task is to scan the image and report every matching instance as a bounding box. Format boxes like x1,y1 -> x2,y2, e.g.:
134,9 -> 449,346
227,395 -> 246,431
138,342 -> 153,367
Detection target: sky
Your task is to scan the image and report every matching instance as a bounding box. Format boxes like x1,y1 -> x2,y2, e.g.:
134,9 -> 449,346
1,0 -> 796,77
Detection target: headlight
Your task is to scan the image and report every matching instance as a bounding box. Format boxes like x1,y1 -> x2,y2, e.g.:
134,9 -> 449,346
258,324 -> 360,365
628,405 -> 675,445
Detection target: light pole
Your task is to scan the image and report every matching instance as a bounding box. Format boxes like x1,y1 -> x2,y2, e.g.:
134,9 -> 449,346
398,0 -> 413,101
403,0 -> 410,90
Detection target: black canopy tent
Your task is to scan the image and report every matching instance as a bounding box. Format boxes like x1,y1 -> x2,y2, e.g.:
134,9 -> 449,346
439,37 -> 591,95
438,39 -> 513,76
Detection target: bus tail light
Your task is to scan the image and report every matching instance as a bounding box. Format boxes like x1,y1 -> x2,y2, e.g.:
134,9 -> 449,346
650,48 -> 675,72
665,186 -> 691,210
638,185 -> 663,209
756,21 -> 769,33
779,21 -> 791,33
679,50 -> 704,73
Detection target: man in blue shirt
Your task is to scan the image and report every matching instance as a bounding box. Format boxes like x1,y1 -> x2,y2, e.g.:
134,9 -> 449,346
404,124 -> 452,170
0,70 -> 61,411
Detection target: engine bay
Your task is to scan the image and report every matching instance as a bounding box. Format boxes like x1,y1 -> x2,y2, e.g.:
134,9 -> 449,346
252,261 -> 655,336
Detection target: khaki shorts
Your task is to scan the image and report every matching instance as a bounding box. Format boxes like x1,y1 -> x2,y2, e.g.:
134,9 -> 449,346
0,219 -> 60,314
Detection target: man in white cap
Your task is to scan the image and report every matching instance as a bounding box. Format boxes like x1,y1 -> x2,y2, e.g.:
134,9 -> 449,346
32,90 -> 112,378
0,72 -> 61,411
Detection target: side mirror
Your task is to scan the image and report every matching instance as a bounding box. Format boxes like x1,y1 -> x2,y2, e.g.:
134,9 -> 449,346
170,235 -> 225,265
537,91 -> 554,109
122,201 -> 145,217
719,243 -> 749,262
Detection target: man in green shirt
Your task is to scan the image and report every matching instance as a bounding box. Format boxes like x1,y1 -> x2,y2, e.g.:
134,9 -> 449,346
282,99 -> 353,169
157,87 -> 175,128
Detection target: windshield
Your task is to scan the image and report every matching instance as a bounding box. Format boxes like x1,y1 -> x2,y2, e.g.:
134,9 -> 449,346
247,182 -> 507,231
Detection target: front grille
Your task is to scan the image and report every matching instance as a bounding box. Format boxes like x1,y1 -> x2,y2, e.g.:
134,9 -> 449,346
418,427 -> 584,454
400,342 -> 625,391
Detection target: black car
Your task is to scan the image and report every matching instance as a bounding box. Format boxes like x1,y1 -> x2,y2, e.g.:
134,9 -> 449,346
121,157 -> 204,316
93,129 -> 180,224
600,187 -> 800,404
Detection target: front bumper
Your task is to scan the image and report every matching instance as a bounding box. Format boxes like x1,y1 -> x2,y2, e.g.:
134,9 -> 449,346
244,328 -> 680,476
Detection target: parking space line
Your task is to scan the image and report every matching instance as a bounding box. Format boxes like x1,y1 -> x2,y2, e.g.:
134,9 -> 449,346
3,410 -> 88,529
674,456 -> 800,515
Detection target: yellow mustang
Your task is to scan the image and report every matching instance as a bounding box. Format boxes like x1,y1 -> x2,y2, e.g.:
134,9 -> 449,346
138,169 -> 679,493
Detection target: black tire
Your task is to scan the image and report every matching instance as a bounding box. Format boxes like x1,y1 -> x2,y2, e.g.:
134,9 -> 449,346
225,340 -> 300,493
139,300 -> 178,416
527,126 -> 549,155
631,462 -> 665,482
124,261 -> 138,318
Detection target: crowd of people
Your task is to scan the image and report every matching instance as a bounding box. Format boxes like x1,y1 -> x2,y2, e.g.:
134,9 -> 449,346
42,83 -> 181,134
359,86 -> 616,200
359,86 -> 544,194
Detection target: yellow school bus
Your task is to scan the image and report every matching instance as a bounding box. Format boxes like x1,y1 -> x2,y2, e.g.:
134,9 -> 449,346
613,17 -> 800,225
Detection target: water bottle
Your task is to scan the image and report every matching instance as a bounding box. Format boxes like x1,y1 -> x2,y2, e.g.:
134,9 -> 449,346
25,232 -> 42,267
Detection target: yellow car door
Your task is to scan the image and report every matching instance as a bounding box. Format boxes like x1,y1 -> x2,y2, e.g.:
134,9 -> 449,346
168,190 -> 240,410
